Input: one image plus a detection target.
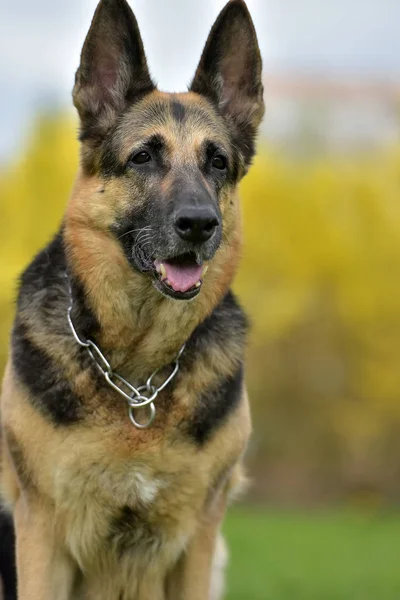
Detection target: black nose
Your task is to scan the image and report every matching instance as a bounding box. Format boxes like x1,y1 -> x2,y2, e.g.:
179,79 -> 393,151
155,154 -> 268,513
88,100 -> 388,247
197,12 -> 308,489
174,206 -> 219,243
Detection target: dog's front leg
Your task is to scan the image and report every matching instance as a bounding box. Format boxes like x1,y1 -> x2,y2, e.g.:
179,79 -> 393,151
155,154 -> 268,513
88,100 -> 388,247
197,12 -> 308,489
14,498 -> 75,600
166,501 -> 226,600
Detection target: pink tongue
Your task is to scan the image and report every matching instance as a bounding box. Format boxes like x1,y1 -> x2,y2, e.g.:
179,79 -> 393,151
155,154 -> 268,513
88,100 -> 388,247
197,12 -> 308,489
163,261 -> 203,293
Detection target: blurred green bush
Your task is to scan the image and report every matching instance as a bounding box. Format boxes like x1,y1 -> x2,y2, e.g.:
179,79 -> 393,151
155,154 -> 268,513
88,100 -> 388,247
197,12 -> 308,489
2,113 -> 400,505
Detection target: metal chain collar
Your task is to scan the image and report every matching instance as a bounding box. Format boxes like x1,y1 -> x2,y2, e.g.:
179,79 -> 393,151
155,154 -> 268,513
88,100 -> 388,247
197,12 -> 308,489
66,278 -> 185,429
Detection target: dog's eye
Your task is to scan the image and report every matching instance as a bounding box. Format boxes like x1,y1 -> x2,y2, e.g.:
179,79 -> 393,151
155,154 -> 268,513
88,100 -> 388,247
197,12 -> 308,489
212,155 -> 227,170
131,151 -> 152,165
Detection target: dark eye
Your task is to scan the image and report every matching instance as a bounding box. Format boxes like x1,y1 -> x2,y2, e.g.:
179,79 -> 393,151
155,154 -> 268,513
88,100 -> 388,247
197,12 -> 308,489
212,155 -> 227,170
131,151 -> 151,165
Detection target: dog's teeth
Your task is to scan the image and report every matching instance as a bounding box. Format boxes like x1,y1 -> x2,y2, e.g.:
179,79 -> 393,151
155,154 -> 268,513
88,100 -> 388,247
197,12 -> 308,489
195,281 -> 201,288
156,264 -> 162,274
201,265 -> 209,277
160,263 -> 167,279
165,279 -> 171,286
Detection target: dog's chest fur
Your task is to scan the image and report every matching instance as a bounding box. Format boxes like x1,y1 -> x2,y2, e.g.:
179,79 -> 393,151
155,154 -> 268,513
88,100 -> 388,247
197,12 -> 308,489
3,233 -> 250,575
5,385 -> 249,579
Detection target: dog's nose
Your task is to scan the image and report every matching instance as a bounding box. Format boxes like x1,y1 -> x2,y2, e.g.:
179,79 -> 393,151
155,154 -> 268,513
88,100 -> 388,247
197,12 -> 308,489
174,206 -> 219,243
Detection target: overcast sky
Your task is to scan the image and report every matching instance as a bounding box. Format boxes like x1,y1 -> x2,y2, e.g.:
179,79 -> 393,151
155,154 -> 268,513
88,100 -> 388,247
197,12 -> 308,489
1,0 -> 399,160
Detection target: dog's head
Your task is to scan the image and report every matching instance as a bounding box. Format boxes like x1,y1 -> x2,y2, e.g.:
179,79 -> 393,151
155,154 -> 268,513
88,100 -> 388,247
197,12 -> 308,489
70,0 -> 264,302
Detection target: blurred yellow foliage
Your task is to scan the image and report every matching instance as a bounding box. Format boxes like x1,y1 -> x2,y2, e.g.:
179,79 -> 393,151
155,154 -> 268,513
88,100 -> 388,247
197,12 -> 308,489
1,113 -> 400,504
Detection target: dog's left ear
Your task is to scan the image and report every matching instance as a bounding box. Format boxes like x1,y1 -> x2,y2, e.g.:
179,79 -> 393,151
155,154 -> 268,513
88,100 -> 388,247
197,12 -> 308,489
190,0 -> 264,164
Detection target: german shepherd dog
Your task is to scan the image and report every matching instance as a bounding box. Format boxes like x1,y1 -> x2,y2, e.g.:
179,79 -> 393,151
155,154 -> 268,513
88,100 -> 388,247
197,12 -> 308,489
0,0 -> 264,598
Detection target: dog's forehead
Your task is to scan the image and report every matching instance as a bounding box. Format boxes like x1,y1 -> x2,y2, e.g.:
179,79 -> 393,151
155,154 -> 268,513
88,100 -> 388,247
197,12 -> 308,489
114,91 -> 231,161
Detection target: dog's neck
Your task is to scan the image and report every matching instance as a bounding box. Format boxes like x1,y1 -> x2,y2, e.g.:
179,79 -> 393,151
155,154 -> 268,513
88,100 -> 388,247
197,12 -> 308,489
63,176 -> 241,378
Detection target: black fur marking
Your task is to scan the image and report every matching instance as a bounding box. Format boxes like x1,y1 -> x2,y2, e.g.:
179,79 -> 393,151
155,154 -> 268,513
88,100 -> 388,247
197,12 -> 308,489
12,322 -> 82,425
18,230 -> 99,343
109,506 -> 158,558
13,232 -> 85,424
185,291 -> 248,361
18,231 -> 67,306
145,134 -> 165,153
69,275 -> 100,342
182,291 -> 248,445
13,231 -> 102,426
111,198 -> 160,272
171,99 -> 186,124
187,365 -> 244,446
4,430 -> 36,491
0,510 -> 17,600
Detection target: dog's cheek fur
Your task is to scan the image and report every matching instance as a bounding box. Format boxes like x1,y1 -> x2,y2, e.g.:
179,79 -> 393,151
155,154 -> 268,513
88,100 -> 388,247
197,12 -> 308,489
66,171 -> 140,233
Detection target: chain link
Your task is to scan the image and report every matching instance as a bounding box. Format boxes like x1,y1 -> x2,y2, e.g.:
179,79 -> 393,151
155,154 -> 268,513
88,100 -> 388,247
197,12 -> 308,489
66,282 -> 185,429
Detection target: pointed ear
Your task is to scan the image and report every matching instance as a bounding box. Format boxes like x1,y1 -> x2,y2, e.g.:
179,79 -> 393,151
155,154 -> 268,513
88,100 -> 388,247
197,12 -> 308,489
73,0 -> 155,140
190,0 -> 264,165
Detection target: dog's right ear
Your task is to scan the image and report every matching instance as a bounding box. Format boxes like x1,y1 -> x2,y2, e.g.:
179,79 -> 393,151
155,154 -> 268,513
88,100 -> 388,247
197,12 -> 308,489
73,0 -> 155,140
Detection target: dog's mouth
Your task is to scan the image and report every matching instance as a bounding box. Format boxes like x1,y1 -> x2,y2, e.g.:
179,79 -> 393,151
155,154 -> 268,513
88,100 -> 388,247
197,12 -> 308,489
152,253 -> 208,300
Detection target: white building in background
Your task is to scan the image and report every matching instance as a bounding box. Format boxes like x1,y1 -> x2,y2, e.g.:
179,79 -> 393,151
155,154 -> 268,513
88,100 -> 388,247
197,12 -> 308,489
262,74 -> 400,156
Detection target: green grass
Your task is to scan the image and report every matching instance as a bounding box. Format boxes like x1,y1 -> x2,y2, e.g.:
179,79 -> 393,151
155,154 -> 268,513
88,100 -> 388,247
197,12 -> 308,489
223,509 -> 400,600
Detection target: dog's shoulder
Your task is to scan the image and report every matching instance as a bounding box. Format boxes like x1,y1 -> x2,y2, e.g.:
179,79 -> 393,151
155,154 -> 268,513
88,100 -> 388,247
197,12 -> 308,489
17,230 -> 66,304
11,231 -> 86,425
